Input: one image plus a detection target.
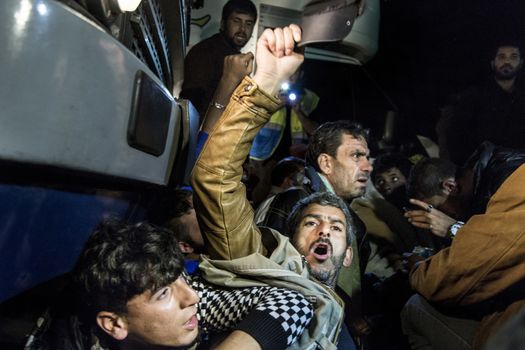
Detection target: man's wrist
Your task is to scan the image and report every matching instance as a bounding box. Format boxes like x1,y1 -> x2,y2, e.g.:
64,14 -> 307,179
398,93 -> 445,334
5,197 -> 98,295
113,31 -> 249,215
253,71 -> 282,96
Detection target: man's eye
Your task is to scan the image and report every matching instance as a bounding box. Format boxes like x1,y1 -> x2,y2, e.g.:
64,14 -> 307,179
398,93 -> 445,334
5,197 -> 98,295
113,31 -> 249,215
156,287 -> 170,301
351,152 -> 367,160
375,179 -> 385,186
392,176 -> 399,182
332,226 -> 343,232
305,221 -> 316,227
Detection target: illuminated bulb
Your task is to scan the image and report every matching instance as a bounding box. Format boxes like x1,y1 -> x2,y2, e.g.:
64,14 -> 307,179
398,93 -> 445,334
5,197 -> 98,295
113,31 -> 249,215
281,82 -> 290,91
116,0 -> 142,12
36,2 -> 48,15
288,93 -> 297,101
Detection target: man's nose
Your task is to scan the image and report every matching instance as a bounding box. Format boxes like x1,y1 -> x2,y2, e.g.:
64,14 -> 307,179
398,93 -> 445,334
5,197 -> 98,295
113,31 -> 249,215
239,21 -> 249,34
177,278 -> 200,308
361,158 -> 373,172
318,223 -> 331,237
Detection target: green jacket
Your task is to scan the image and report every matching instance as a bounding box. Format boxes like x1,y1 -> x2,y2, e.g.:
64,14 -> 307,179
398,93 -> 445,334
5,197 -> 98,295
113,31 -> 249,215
192,77 -> 344,349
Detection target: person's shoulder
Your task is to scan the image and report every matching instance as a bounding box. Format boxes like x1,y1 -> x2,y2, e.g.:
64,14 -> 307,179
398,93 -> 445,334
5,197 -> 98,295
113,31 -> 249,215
186,33 -> 222,55
273,186 -> 309,204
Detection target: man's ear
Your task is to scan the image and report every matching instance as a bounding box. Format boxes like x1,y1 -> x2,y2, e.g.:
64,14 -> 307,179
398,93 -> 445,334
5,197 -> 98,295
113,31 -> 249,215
281,176 -> 294,189
442,178 -> 458,195
219,19 -> 225,32
343,246 -> 353,267
96,311 -> 128,341
179,241 -> 194,254
317,153 -> 333,175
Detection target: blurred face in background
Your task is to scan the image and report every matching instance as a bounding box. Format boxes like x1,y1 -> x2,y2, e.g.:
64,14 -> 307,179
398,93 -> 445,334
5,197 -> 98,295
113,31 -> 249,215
492,46 -> 522,80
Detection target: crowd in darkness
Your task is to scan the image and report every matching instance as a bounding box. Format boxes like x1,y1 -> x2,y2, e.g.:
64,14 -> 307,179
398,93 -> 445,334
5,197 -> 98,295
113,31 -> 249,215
27,1 -> 525,350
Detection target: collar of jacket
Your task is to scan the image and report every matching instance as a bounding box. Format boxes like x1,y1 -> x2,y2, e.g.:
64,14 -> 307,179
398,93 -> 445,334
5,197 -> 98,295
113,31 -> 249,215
304,165 -> 337,194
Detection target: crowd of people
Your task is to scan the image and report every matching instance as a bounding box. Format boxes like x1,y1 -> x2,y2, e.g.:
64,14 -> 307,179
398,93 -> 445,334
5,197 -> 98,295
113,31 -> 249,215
28,1 -> 525,349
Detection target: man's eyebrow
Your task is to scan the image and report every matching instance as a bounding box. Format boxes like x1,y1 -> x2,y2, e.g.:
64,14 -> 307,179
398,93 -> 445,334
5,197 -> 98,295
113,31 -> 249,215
302,213 -> 345,226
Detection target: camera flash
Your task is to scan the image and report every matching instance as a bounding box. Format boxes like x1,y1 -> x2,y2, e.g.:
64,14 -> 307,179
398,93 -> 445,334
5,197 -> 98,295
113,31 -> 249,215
281,82 -> 290,91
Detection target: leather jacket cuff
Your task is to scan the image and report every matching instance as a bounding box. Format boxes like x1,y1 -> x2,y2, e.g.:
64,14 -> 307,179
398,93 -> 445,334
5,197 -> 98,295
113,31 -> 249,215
231,76 -> 283,116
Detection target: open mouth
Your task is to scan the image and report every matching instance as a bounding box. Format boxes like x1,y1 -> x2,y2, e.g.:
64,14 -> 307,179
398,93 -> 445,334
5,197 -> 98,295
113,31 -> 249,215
312,242 -> 331,262
184,314 -> 198,331
357,178 -> 368,186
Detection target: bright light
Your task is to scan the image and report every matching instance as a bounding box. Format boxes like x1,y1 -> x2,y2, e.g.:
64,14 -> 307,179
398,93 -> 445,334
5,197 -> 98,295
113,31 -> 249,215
116,0 -> 142,12
288,93 -> 297,101
14,0 -> 32,27
36,3 -> 48,15
281,82 -> 290,91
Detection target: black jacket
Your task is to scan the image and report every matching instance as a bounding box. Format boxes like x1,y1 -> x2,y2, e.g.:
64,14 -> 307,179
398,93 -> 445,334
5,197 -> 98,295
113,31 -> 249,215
466,142 -> 525,217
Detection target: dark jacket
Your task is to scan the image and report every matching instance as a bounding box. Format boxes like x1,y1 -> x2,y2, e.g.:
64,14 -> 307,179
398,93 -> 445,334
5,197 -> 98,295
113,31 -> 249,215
466,141 -> 525,217
180,33 -> 239,118
446,77 -> 525,165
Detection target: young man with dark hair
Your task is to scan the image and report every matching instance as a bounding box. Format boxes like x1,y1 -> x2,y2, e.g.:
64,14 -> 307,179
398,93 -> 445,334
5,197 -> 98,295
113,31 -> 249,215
69,220 -> 313,350
147,189 -> 204,253
372,153 -> 413,202
180,0 -> 257,118
405,157 -> 459,220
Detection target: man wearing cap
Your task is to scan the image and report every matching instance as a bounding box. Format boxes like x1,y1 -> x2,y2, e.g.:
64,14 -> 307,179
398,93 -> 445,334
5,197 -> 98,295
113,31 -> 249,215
180,0 -> 257,120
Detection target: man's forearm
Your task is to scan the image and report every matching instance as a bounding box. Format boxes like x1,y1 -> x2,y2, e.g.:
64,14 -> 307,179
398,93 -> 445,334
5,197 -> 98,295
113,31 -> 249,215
191,77 -> 281,260
212,331 -> 261,350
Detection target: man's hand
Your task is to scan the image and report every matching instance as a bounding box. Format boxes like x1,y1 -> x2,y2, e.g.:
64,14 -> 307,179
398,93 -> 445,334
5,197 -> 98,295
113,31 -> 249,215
253,24 -> 304,96
404,198 -> 456,237
222,53 -> 254,87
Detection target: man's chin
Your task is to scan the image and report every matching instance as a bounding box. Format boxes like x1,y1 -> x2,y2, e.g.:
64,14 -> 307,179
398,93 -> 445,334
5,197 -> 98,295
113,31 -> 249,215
496,70 -> 518,80
233,40 -> 248,48
308,263 -> 336,286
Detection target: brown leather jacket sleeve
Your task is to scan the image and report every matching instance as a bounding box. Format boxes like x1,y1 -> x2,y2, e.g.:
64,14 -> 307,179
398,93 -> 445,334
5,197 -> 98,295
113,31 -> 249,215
409,164 -> 525,306
191,77 -> 281,260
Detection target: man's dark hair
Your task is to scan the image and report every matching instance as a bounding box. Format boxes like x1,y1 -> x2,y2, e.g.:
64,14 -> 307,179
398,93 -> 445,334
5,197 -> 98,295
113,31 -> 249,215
493,40 -> 522,57
271,156 -> 305,187
371,153 -> 413,182
406,158 -> 457,200
221,0 -> 257,22
287,192 -> 355,247
306,121 -> 369,172
147,189 -> 193,225
74,220 -> 185,318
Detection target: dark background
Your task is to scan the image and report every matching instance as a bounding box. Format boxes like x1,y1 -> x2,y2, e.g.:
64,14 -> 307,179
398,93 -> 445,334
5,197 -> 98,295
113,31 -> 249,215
301,0 -> 525,154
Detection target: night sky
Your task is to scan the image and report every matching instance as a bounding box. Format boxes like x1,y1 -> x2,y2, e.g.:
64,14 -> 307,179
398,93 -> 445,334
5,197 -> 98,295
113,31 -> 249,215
301,0 -> 525,154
